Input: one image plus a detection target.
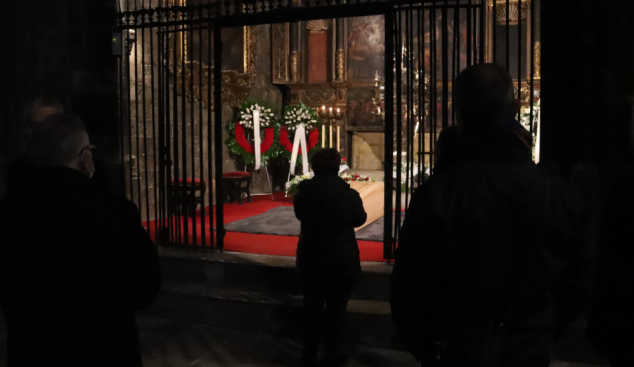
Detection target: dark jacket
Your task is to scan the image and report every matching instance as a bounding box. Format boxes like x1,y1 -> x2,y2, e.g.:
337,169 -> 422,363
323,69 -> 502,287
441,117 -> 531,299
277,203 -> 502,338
0,167 -> 161,367
293,174 -> 367,280
391,121 -> 591,366
7,153 -> 111,195
587,166 -> 634,362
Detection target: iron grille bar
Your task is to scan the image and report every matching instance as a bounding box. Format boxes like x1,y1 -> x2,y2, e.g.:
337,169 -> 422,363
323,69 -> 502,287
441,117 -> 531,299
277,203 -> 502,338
189,25 -> 198,247
157,30 -> 165,244
214,23 -> 225,251
172,20 -> 181,246
529,0 -> 535,135
118,30 -> 126,214
429,3 -> 438,167
487,0 -> 492,64
164,31 -> 174,246
126,30 -> 135,205
134,13 -> 143,217
441,4 -> 448,129
180,25 -> 190,247
384,8 -> 395,260
505,0 -> 510,70
466,0 -> 471,66
394,2 -> 403,244
206,19 -> 214,250
518,0 -> 522,108
198,13 -> 207,249
141,21 -> 150,229
417,7 -> 425,187
150,17 -> 159,242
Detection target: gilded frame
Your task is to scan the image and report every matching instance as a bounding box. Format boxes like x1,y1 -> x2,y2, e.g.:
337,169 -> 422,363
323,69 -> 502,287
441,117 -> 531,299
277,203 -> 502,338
169,0 -> 257,108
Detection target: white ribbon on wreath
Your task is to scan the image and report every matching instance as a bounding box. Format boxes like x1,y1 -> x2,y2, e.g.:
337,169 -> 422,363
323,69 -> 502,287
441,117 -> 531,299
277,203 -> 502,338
253,109 -> 261,170
289,123 -> 309,177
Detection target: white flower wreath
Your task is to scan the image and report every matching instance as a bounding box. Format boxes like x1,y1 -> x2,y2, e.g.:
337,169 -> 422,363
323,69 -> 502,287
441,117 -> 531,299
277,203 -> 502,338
239,102 -> 275,130
283,103 -> 318,132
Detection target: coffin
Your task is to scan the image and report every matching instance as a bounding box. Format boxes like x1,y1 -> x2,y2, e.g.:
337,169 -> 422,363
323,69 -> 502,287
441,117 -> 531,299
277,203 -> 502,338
349,181 -> 385,232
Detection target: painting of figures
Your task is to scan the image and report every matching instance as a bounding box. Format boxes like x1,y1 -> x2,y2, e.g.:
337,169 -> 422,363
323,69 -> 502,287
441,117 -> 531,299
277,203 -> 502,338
347,16 -> 385,82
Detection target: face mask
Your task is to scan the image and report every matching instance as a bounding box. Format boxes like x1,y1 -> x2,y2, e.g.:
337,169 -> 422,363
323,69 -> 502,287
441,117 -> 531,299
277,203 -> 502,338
79,144 -> 96,179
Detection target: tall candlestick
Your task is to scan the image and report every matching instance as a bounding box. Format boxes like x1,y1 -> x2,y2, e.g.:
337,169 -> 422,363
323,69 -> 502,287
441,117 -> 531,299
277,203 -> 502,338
337,125 -> 340,152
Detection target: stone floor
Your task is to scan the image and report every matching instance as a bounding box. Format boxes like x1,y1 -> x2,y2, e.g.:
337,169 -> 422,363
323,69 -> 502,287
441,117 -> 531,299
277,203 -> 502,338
0,312 -> 610,367
137,314 -> 609,367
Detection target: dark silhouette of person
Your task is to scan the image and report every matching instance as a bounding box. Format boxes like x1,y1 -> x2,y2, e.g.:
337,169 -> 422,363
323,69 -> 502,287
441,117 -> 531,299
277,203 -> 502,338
0,114 -> 161,366
293,148 -> 367,366
391,64 -> 591,367
587,163 -> 634,366
433,124 -> 461,172
7,95 -> 110,195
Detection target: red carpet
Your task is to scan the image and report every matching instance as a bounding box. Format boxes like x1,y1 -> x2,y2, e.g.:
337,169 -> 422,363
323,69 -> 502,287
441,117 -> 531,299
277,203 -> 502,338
144,193 -> 386,262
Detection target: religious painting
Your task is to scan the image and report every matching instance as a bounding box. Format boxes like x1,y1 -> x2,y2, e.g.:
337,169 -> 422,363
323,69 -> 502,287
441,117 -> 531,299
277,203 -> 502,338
347,88 -> 383,127
187,26 -> 246,72
347,16 -> 385,82
421,8 -> 471,79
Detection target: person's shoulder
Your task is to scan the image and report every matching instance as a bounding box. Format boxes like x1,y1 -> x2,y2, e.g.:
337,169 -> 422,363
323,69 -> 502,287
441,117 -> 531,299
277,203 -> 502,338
93,189 -> 140,218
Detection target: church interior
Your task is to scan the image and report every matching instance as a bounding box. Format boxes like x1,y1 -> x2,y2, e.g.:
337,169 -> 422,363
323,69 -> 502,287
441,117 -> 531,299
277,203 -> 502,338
119,0 -> 542,260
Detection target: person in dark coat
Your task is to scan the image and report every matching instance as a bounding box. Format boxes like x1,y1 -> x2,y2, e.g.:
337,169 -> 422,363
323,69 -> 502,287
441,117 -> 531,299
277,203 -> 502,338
0,114 -> 161,367
587,165 -> 634,366
7,95 -> 110,195
293,148 -> 367,366
390,64 -> 592,367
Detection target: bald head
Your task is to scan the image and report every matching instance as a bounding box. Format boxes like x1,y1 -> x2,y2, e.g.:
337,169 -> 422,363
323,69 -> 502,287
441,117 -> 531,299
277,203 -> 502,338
27,95 -> 64,123
453,63 -> 517,132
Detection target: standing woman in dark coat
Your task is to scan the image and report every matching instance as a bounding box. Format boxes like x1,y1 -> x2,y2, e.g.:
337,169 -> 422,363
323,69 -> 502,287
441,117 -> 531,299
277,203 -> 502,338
294,148 -> 367,366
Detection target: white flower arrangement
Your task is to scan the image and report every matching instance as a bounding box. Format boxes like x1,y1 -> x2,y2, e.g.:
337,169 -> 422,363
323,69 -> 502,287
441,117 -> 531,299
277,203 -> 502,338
519,102 -> 540,136
520,101 -> 540,161
283,103 -> 319,131
285,171 -> 375,196
285,172 -> 315,196
239,102 -> 275,130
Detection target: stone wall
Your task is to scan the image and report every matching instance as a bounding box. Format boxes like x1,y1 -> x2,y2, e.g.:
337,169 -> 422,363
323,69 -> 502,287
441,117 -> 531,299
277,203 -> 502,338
125,23 -> 282,222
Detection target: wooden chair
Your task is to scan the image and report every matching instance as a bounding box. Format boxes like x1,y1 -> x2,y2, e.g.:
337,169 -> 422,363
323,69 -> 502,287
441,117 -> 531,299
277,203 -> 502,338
169,178 -> 206,217
222,171 -> 252,204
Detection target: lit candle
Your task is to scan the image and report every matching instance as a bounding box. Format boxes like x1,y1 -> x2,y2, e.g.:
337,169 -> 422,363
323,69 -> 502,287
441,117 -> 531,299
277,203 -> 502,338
322,124 -> 326,147
336,108 -> 340,113
322,105 -> 326,111
329,107 -> 333,113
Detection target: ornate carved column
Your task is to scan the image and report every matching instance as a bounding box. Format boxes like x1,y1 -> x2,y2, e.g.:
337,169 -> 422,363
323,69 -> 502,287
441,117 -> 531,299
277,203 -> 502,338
482,0 -> 493,62
291,51 -> 300,83
335,18 -> 345,82
290,21 -> 301,83
534,42 -> 541,78
533,0 -> 541,78
272,23 -> 289,84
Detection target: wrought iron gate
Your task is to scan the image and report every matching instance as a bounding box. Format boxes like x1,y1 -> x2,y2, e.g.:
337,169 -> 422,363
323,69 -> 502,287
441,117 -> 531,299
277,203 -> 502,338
116,0 -> 540,260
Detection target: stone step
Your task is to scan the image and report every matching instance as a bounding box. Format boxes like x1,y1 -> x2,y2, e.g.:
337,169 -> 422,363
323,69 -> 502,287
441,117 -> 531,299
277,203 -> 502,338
154,247 -> 608,364
142,279 -> 402,349
157,247 -> 393,302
